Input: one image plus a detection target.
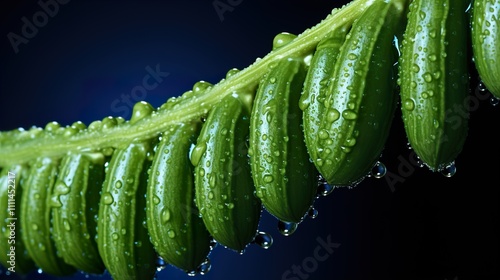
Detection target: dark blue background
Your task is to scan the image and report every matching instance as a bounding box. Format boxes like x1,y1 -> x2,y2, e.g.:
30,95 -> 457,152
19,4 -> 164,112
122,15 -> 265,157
1,1 -> 499,280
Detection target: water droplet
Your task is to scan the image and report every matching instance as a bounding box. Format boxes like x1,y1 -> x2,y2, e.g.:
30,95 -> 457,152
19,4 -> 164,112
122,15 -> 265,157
156,257 -> 167,272
423,72 -> 433,83
55,182 -> 70,195
441,162 -> 456,178
278,221 -> 298,236
111,232 -> 119,241
370,161 -> 387,178
209,238 -> 218,250
102,192 -> 114,205
342,109 -> 357,120
153,195 -> 161,205
196,258 -> 212,275
253,232 -> 273,249
307,207 -> 319,219
263,175 -> 274,183
317,183 -> 334,197
63,219 -> 71,231
115,180 -> 123,189
167,229 -> 176,238
161,208 -> 171,224
490,96 -> 499,106
190,143 -> 207,166
403,98 -> 415,111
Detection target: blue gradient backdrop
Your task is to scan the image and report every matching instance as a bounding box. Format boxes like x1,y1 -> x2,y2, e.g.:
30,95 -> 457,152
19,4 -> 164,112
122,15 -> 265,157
1,1 -> 498,280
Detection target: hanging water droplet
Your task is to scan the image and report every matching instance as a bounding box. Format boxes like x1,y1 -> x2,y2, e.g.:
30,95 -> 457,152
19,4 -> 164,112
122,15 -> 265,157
253,231 -> 273,249
477,81 -> 487,92
156,256 -> 167,272
278,221 -> 298,236
490,96 -> 499,106
441,162 -> 456,178
370,161 -> 387,179
317,183 -> 334,197
307,207 -> 319,219
196,258 -> 211,275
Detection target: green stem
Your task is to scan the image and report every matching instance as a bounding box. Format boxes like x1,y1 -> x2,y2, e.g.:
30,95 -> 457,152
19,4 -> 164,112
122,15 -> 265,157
0,0 -> 377,167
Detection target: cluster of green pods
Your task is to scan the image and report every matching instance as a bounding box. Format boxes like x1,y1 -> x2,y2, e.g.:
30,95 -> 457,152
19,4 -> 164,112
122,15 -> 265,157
1,0 -> 499,279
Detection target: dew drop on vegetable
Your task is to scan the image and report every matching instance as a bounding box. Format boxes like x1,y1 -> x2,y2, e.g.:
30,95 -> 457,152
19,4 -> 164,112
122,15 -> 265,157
342,109 -> 357,120
153,195 -> 161,205
161,208 -> 171,224
370,161 -> 387,179
102,192 -> 114,205
278,221 -> 298,236
403,98 -> 415,111
441,162 -> 456,178
263,175 -> 274,183
63,219 -> 71,231
253,231 -> 273,249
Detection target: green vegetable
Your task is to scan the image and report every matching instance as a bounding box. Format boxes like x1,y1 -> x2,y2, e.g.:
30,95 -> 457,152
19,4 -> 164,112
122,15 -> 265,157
0,164 -> 35,275
147,119 -> 211,273
20,156 -> 76,276
250,32 -> 319,223
471,0 -> 500,99
300,29 -> 349,164
191,89 -> 261,253
399,0 -> 470,171
51,152 -> 105,274
311,0 -> 405,186
97,102 -> 157,280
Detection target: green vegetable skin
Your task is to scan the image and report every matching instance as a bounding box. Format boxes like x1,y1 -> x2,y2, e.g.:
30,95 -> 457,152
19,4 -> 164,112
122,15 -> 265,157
191,91 -> 262,253
146,121 -> 211,272
250,35 -> 319,223
472,0 -> 500,99
20,157 -> 76,276
0,165 -> 35,275
300,30 -> 348,164
97,102 -> 157,280
51,152 -> 105,274
309,0 -> 404,186
399,0 -> 470,171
